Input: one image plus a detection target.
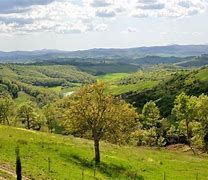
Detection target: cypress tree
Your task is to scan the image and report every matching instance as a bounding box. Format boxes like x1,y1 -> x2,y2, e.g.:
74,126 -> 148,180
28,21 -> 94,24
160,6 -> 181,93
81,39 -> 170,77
16,146 -> 22,180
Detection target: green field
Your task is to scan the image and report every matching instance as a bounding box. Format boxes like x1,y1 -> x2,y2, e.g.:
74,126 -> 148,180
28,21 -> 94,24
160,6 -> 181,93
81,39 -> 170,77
0,125 -> 208,180
106,81 -> 159,95
96,73 -> 129,82
196,67 -> 208,82
14,92 -> 33,105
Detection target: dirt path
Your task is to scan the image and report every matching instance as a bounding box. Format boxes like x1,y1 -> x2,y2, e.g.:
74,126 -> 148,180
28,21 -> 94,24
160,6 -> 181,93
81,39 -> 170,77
0,165 -> 30,180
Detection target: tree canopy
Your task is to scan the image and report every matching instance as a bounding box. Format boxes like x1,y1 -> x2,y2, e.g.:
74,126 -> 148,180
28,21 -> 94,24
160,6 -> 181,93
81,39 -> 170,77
60,82 -> 138,163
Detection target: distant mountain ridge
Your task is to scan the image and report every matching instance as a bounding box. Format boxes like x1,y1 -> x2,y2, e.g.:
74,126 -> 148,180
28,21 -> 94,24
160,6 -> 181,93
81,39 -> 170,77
0,44 -> 208,63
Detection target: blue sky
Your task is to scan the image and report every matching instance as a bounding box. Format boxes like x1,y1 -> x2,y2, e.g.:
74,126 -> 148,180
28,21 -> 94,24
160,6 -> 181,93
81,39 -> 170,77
0,0 -> 208,51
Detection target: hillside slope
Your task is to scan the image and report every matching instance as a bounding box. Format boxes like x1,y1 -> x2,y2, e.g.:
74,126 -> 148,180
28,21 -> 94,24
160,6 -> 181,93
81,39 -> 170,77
0,125 -> 208,180
0,64 -> 95,87
124,66 -> 208,116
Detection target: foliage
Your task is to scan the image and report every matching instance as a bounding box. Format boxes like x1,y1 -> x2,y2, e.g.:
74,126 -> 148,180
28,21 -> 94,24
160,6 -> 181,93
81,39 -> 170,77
172,92 -> 197,146
125,67 -> 208,117
59,82 -> 138,163
195,94 -> 208,149
42,104 -> 59,133
136,101 -> 168,146
17,102 -> 45,130
0,93 -> 14,125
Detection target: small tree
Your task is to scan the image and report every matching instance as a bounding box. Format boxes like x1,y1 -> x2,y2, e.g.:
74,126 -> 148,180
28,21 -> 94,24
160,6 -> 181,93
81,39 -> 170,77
140,101 -> 163,145
0,94 -> 13,125
16,146 -> 22,180
141,101 -> 160,129
196,94 -> 208,150
43,104 -> 58,133
61,83 -> 138,164
172,92 -> 197,147
17,102 -> 44,130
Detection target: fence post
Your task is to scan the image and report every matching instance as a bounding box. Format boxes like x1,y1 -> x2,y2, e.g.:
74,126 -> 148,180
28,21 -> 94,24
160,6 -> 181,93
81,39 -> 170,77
163,172 -> 166,180
48,157 -> 51,172
82,168 -> 84,180
196,172 -> 198,180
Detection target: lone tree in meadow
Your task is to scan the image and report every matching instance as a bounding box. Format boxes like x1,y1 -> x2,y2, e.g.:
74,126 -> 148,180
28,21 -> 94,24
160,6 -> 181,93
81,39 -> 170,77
61,82 -> 138,164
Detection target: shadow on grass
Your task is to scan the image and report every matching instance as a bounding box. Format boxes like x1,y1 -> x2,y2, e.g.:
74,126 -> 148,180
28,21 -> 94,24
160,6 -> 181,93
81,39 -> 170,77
59,153 -> 144,179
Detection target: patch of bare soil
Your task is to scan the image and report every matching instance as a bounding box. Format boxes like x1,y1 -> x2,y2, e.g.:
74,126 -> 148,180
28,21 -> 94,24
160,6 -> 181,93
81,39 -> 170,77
0,164 -> 30,180
165,144 -> 191,152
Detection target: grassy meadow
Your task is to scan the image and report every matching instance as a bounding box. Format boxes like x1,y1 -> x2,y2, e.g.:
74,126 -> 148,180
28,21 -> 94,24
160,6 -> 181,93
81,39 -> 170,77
0,125 -> 208,180
96,73 -> 129,82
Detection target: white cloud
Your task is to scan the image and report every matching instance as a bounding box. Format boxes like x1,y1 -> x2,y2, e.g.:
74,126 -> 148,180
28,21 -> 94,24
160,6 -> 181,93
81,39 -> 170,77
95,24 -> 109,32
131,0 -> 208,18
121,27 -> 139,33
95,9 -> 116,17
0,0 -> 207,35
90,0 -> 114,7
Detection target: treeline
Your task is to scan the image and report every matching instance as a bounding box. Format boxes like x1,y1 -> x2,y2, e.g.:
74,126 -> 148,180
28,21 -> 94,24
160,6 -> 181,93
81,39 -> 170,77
135,93 -> 208,151
1,84 -> 208,151
0,93 -> 59,132
0,78 -> 59,106
0,78 -> 19,98
0,64 -> 95,88
1,83 -> 208,164
116,69 -> 177,85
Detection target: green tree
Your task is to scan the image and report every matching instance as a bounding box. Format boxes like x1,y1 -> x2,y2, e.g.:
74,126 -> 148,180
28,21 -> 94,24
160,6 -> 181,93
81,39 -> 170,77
172,92 -> 197,147
141,101 -> 160,129
140,101 -> 164,146
61,83 -> 138,164
17,102 -> 44,130
196,94 -> 208,150
43,104 -> 58,133
0,94 -> 13,125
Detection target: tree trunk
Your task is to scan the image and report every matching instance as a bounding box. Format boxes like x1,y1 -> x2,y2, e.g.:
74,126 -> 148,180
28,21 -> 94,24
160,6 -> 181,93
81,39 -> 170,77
26,115 -> 30,129
185,120 -> 190,146
94,138 -> 100,164
186,119 -> 196,155
4,113 -> 9,125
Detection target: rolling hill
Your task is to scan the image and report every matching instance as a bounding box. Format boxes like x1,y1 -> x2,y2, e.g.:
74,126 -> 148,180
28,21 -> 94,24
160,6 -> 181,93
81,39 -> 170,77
0,125 -> 208,180
124,66 -> 208,116
0,64 -> 95,87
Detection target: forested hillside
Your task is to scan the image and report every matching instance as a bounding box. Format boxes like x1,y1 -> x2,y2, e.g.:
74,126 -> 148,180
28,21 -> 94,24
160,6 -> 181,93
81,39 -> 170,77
0,64 -> 95,86
124,66 -> 208,116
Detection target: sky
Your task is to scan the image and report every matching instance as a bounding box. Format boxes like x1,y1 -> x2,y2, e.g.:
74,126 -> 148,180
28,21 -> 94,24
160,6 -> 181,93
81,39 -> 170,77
0,0 -> 208,51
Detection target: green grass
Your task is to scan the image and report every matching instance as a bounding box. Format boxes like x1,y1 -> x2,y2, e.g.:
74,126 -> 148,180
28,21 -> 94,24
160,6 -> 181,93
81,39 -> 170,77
47,86 -> 63,93
96,73 -> 129,82
14,92 -> 33,105
106,81 -> 159,95
196,68 -> 208,82
1,125 -> 208,180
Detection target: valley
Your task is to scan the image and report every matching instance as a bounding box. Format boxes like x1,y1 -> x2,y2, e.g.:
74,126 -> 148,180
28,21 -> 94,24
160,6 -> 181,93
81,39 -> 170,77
1,46 -> 208,180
